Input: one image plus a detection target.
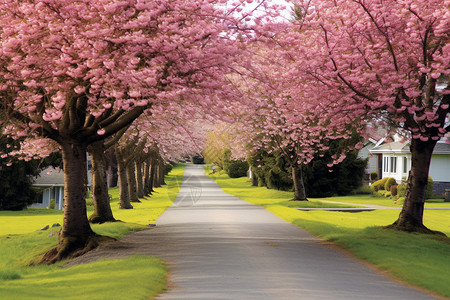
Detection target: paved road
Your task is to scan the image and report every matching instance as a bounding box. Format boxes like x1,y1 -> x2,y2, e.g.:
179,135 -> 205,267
69,165 -> 438,299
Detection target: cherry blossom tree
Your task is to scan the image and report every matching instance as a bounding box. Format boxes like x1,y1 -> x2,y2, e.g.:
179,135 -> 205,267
224,41 -> 366,200
0,0 -> 249,262
276,0 -> 449,232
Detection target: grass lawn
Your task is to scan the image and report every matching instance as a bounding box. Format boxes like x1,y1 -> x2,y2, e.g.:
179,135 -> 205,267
206,167 -> 450,298
317,194 -> 450,209
0,164 -> 185,300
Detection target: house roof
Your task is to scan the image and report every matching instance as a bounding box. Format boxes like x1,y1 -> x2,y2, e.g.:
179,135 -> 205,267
32,167 -> 65,187
434,142 -> 450,154
370,141 -> 450,155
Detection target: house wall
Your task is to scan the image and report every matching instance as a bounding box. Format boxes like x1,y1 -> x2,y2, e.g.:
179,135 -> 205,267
380,153 -> 450,196
358,145 -> 378,178
29,186 -> 64,210
381,154 -> 410,183
429,155 -> 450,182
429,154 -> 450,195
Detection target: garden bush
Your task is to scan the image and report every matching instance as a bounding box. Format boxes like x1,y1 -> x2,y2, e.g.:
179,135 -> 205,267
397,183 -> 407,198
384,177 -> 397,191
227,160 -> 249,178
390,185 -> 398,197
222,149 -> 232,174
370,172 -> 378,181
350,185 -> 372,195
426,177 -> 433,199
47,198 -> 55,209
370,177 -> 389,193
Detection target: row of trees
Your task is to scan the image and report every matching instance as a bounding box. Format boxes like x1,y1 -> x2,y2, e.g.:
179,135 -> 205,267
0,0 -> 448,262
203,125 -> 366,198
0,0 -> 255,262
226,0 -> 449,233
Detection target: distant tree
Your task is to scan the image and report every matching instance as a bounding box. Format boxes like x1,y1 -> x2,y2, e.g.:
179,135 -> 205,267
303,150 -> 366,198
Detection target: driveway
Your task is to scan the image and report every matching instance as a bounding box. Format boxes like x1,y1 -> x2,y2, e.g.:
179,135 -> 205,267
68,165 -> 438,299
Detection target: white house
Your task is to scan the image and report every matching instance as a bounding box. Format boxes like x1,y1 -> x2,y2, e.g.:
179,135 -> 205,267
357,137 -> 385,179
370,141 -> 450,195
30,167 -> 65,210
357,126 -> 392,180
30,156 -> 93,210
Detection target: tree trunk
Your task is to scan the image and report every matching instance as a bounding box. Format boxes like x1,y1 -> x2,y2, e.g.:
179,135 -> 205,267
143,157 -> 152,196
147,158 -> 156,195
127,160 -> 140,202
87,142 -> 116,224
292,164 -> 307,201
153,159 -> 161,188
136,160 -> 144,198
116,147 -> 133,209
40,141 -> 99,263
159,161 -> 166,186
387,139 -> 442,234
251,168 -> 258,186
106,149 -> 118,188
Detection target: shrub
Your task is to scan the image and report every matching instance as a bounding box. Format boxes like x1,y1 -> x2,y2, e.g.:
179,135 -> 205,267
370,177 -> 389,193
397,183 -> 407,198
304,150 -> 366,197
377,190 -> 391,197
426,177 -> 433,199
390,185 -> 398,197
227,160 -> 249,178
47,198 -> 55,209
370,172 -> 378,181
384,177 -> 397,191
222,149 -> 232,174
351,185 -> 372,195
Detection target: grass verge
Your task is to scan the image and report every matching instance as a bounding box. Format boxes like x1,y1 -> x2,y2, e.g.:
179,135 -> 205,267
206,166 -> 450,298
0,164 -> 185,300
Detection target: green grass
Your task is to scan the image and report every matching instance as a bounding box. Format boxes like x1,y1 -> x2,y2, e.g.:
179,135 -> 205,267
0,255 -> 167,300
206,166 -> 450,298
0,164 -> 185,300
317,194 -> 450,208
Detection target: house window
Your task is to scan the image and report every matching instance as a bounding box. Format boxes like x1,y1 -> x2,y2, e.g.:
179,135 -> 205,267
390,157 -> 397,173
403,157 -> 407,173
383,156 -> 389,172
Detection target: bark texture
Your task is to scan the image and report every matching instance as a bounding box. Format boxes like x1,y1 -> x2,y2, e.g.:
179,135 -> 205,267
41,142 -> 97,263
251,168 -> 258,186
136,160 -> 144,198
106,149 -> 118,187
143,157 -> 153,196
292,164 -> 307,201
127,160 -> 140,203
116,146 -> 133,209
88,142 -> 116,224
387,139 -> 444,235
